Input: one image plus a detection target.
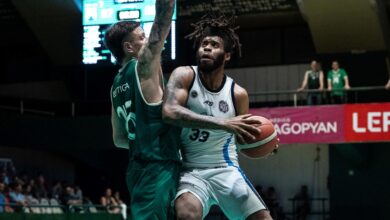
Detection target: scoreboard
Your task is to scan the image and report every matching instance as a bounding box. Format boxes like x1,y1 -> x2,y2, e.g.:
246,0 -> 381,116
82,0 -> 177,64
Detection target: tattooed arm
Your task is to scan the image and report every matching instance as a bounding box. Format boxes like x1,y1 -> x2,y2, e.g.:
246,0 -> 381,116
137,0 -> 174,79
162,66 -> 260,143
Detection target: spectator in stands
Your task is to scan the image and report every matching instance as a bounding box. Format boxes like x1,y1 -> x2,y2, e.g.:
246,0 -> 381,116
33,174 -> 48,199
100,188 -> 120,214
0,170 -> 10,185
28,178 -> 35,187
114,191 -> 127,219
114,191 -> 124,205
327,61 -> 351,104
62,186 -> 82,206
9,182 -> 27,212
0,182 -> 5,213
51,180 -> 63,200
20,172 -> 30,186
265,187 -> 280,219
22,184 -> 36,213
297,60 -> 324,105
294,185 -> 311,220
23,184 -> 35,204
11,176 -> 24,186
74,185 -> 83,201
0,182 -> 13,213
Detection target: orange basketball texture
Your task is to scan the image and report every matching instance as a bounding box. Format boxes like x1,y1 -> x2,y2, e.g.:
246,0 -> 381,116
237,116 -> 278,158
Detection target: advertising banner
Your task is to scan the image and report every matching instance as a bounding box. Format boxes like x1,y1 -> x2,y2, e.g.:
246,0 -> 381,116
249,103 -> 390,144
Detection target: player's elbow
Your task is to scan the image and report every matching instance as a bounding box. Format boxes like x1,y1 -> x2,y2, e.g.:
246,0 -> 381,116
112,135 -> 121,148
113,138 -> 119,147
162,104 -> 179,124
112,134 -> 128,149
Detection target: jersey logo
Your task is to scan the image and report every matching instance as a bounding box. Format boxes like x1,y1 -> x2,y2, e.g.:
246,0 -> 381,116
204,100 -> 214,106
191,91 -> 198,98
219,100 -> 229,113
112,83 -> 130,98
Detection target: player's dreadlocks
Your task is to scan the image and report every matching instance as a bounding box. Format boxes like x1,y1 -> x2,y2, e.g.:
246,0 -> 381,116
186,13 -> 242,58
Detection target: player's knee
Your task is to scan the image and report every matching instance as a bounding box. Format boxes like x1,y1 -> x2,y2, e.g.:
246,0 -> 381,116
176,211 -> 200,220
175,204 -> 201,220
246,209 -> 273,220
175,193 -> 202,220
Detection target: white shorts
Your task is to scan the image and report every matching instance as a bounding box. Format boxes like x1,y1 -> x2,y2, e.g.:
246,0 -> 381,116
175,166 -> 267,219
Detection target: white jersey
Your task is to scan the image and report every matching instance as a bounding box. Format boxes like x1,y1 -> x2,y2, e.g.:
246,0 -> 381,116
180,66 -> 238,168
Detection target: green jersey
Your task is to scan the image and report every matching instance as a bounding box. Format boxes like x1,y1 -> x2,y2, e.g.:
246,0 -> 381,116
111,59 -> 181,162
327,68 -> 348,96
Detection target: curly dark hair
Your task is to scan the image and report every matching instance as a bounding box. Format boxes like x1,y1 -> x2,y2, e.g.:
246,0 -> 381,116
104,21 -> 140,64
186,14 -> 242,58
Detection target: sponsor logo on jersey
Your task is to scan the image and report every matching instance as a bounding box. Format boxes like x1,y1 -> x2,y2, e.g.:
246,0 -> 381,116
204,100 -> 214,106
219,100 -> 229,113
191,91 -> 198,98
112,83 -> 130,98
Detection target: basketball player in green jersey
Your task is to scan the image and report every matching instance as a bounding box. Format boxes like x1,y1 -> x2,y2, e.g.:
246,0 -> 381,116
105,1 -> 261,219
104,1 -> 179,219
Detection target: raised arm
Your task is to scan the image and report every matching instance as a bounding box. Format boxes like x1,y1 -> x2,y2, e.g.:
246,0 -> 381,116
162,66 -> 260,143
137,0 -> 175,79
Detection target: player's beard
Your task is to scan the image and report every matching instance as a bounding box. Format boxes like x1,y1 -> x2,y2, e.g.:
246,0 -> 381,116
197,52 -> 225,73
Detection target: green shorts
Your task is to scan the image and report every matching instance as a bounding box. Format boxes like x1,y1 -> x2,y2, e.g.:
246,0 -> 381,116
126,159 -> 180,220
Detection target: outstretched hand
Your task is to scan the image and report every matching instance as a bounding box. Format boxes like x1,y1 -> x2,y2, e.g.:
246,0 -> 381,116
222,114 -> 261,144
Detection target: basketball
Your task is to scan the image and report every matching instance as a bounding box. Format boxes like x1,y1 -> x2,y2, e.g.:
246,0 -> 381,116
237,116 -> 279,158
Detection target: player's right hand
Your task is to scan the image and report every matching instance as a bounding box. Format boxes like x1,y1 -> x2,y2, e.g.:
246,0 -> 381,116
222,114 -> 261,144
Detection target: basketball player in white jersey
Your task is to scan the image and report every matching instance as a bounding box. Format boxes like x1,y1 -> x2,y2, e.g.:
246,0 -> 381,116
162,15 -> 274,220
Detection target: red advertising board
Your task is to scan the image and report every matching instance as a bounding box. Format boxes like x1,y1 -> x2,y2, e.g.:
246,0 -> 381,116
344,103 -> 390,142
249,103 -> 390,144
